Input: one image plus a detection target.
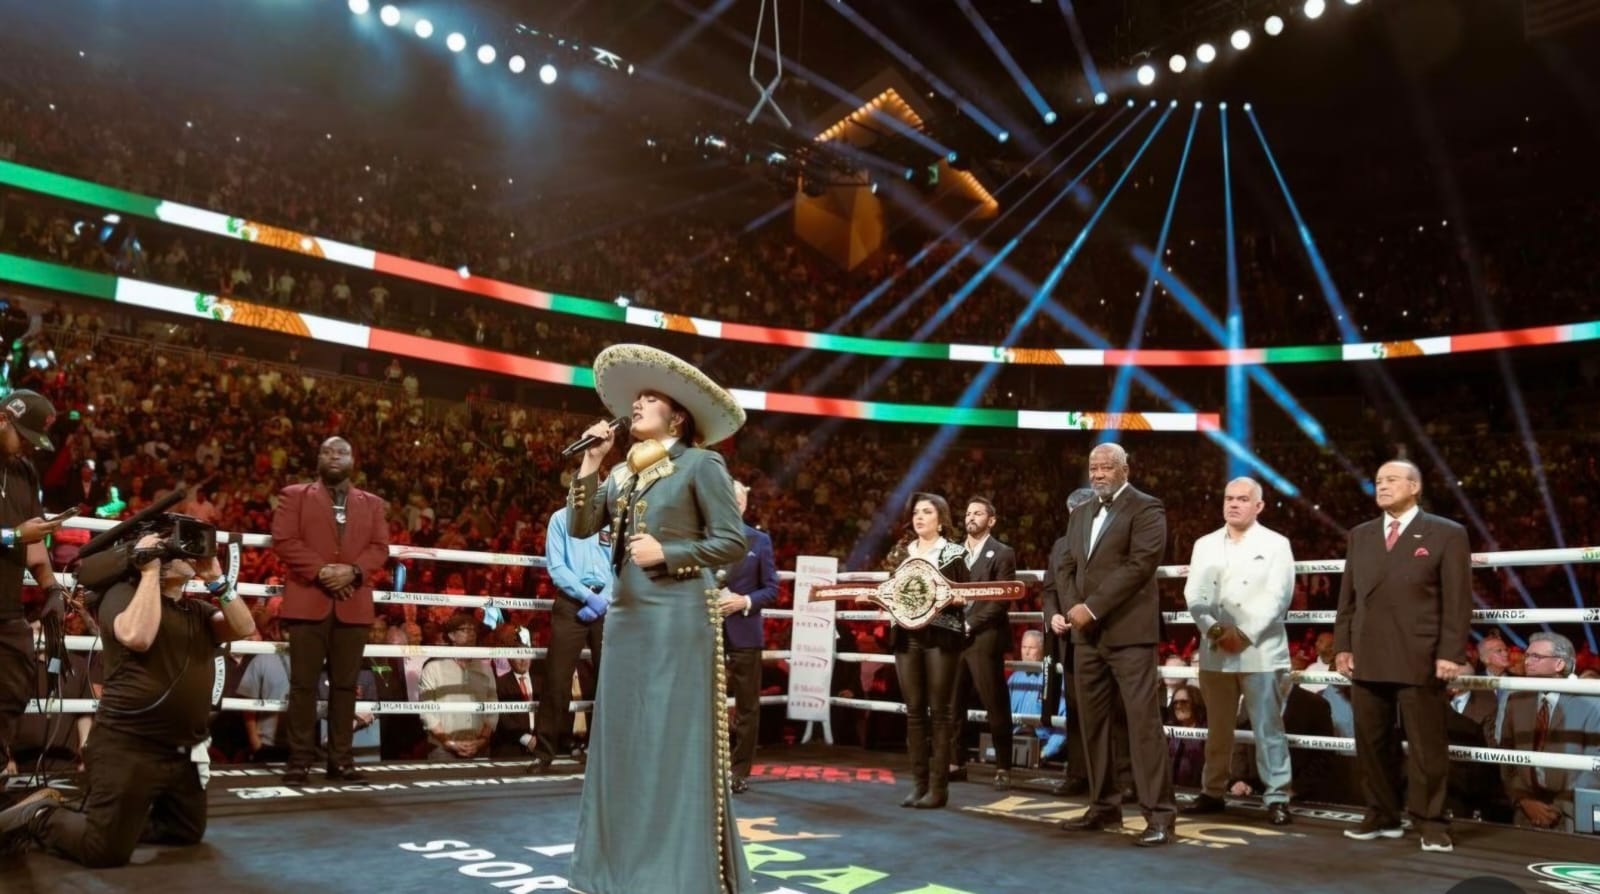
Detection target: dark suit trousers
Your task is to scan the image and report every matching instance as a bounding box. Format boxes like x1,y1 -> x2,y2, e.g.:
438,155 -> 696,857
284,614 -> 369,770
34,726 -> 206,868
951,628 -> 1012,769
1043,634 -> 1130,786
726,647 -> 762,779
534,599 -> 604,761
1351,678 -> 1450,831
1075,642 -> 1175,825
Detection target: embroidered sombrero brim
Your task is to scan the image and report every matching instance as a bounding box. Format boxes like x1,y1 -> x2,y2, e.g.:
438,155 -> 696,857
593,344 -> 747,447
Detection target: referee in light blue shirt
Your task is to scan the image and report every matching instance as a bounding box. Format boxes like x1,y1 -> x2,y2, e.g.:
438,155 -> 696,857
530,507 -> 613,773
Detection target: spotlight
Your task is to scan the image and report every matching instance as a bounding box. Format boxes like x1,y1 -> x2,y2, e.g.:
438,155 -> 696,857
1170,99 -> 1178,107
1344,0 -> 1361,4
414,18 -> 433,39
997,131 -> 1010,143
1231,29 -> 1251,50
457,265 -> 471,279
1265,14 -> 1285,35
1136,64 -> 1155,86
446,32 -> 466,52
1169,54 -> 1187,73
1093,91 -> 1108,105
1304,0 -> 1326,19
477,44 -> 496,64
1196,43 -> 1217,64
539,63 -> 558,84
379,4 -> 400,26
348,0 -> 370,14
509,55 -> 526,74
1220,101 -> 1229,110
1044,111 -> 1057,125
1243,102 -> 1253,111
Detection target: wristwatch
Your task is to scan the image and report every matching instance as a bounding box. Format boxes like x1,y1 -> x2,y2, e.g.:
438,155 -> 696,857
1207,624 -> 1228,642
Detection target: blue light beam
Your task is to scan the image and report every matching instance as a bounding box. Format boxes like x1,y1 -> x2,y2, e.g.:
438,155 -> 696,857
1244,108 -> 1360,343
1106,106 -> 1199,441
1056,0 -> 1106,99
954,0 -> 1055,124
1221,105 -> 1249,478
826,0 -> 1010,141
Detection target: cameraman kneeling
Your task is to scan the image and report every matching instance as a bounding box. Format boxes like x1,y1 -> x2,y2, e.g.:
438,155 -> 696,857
0,533 -> 255,866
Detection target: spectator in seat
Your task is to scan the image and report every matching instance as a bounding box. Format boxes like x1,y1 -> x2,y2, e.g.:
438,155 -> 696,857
1499,632 -> 1600,832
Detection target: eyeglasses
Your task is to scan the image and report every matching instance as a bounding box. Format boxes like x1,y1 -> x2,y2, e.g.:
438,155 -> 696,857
1524,652 -> 1559,661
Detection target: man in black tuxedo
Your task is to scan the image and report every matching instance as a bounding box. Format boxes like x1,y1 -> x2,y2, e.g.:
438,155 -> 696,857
1050,443 -> 1176,847
948,497 -> 1017,789
1333,459 -> 1471,853
1043,489 -> 1133,799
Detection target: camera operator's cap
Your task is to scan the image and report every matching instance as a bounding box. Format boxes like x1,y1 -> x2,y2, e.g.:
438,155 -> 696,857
2,389 -> 55,451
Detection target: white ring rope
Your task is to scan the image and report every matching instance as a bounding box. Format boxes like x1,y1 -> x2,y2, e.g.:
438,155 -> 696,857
829,696 -> 1600,774
27,523 -> 1596,781
21,695 -> 789,716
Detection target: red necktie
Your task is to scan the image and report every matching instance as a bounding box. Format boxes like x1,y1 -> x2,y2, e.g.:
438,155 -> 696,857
1530,696 -> 1550,790
1384,519 -> 1400,551
518,675 -> 531,700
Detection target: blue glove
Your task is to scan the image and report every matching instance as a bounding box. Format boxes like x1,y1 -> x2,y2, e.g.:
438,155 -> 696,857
576,591 -> 608,624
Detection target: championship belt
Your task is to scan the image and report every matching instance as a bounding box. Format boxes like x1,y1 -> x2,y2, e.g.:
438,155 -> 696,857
809,557 -> 1027,629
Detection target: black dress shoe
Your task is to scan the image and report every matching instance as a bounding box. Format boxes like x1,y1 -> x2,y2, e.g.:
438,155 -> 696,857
326,766 -> 368,783
1268,803 -> 1292,826
899,787 -> 929,808
526,755 -> 553,775
731,777 -> 750,794
1051,779 -> 1089,797
282,766 -> 310,785
1182,794 -> 1227,815
1059,811 -> 1123,832
992,770 -> 1011,791
1134,826 -> 1173,847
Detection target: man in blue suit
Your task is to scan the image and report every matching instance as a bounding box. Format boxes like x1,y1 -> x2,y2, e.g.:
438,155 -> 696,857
719,481 -> 779,794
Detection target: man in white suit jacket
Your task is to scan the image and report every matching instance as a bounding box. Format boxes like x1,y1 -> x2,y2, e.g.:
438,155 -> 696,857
1181,477 -> 1297,826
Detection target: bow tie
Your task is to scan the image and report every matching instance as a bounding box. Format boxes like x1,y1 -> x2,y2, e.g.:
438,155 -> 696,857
1099,497 -> 1115,508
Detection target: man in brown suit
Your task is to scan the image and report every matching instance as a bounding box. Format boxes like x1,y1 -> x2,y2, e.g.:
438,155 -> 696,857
271,437 -> 390,784
1333,459 -> 1471,853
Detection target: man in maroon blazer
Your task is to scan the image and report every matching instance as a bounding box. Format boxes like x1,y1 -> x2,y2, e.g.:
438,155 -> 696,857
271,437 -> 390,784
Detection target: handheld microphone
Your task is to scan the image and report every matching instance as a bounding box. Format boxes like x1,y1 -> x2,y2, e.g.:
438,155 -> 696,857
562,416 -> 629,458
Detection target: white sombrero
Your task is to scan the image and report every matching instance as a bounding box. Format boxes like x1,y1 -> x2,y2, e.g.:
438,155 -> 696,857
593,344 -> 746,447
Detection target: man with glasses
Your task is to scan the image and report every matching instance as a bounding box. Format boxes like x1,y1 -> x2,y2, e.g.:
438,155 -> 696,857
419,613 -> 496,761
1499,632 -> 1600,832
1333,459 -> 1472,853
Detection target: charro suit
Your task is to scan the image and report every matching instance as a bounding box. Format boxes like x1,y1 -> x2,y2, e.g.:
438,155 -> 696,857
271,480 -> 390,773
565,439 -> 750,894
1499,687 -> 1600,832
950,536 -> 1017,772
1333,509 -> 1472,833
1051,484 -> 1175,826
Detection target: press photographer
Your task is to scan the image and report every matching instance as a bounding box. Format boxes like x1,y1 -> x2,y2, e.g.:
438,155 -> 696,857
0,516 -> 255,867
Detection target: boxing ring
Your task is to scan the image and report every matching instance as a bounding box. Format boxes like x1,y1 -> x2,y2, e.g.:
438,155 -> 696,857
6,520 -> 1599,894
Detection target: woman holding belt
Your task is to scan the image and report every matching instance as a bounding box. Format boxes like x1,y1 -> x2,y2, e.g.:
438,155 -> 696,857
880,492 -> 970,810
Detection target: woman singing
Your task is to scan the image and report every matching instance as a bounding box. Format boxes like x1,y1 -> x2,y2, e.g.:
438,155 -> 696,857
564,344 -> 751,894
881,493 -> 970,809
